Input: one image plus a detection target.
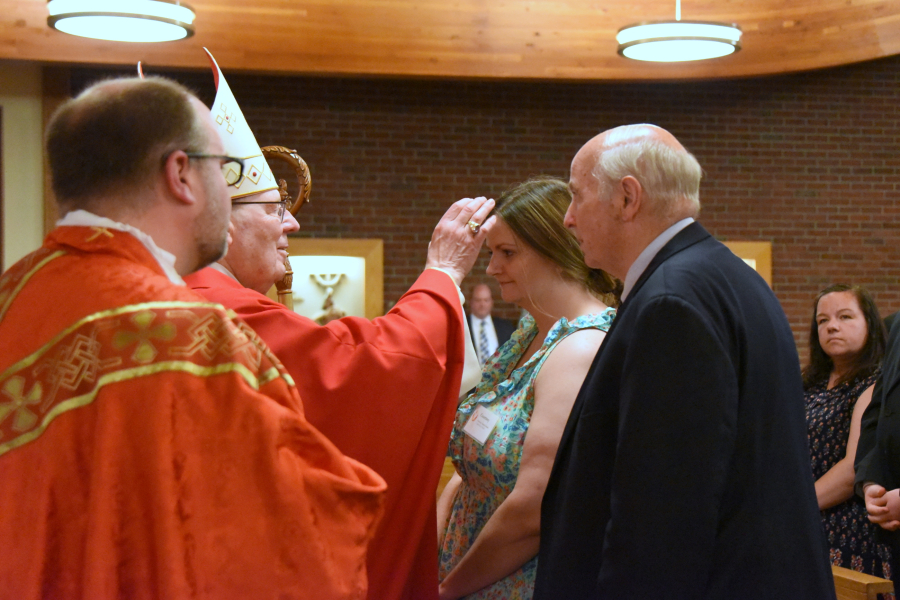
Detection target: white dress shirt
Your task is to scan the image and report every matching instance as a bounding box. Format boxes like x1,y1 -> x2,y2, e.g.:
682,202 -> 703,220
471,315 -> 500,364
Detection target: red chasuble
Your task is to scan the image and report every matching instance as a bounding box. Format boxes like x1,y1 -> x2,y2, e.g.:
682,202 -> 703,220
185,266 -> 467,600
0,227 -> 386,600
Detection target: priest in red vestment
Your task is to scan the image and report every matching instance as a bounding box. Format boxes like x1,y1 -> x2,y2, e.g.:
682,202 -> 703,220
184,50 -> 495,600
0,76 -> 386,599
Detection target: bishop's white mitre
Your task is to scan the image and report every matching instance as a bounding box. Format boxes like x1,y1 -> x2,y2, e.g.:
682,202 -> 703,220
203,48 -> 277,199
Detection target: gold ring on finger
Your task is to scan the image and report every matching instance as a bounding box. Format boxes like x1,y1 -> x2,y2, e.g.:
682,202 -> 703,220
467,220 -> 481,235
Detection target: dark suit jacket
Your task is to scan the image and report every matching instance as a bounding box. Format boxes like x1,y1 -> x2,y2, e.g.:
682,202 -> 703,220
856,317 -> 900,535
535,223 -> 835,600
467,314 -> 515,349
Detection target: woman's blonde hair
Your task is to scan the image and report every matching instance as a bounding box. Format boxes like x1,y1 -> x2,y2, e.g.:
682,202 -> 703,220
494,177 -> 621,307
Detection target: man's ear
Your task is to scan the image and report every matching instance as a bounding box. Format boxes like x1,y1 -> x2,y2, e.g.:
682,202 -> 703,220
225,219 -> 236,249
162,150 -> 198,207
619,176 -> 643,222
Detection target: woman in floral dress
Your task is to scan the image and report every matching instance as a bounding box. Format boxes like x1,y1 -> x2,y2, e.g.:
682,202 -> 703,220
804,283 -> 893,588
437,178 -> 619,600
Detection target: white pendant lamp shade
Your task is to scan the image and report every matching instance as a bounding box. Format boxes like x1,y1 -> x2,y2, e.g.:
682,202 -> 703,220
47,0 -> 196,43
616,0 -> 741,63
617,21 -> 742,62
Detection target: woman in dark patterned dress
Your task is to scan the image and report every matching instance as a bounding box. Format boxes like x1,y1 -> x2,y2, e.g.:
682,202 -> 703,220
804,283 -> 893,588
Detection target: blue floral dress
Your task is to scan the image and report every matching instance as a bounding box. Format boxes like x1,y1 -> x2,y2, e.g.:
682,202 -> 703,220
438,308 -> 615,600
806,370 -> 894,591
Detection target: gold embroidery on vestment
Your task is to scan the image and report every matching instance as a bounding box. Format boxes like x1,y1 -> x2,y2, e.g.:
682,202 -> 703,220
258,366 -> 281,388
0,361 -> 267,457
167,309 -> 242,361
1,301 -> 223,377
113,311 -> 177,364
0,377 -> 43,435
86,227 -> 114,242
33,329 -> 121,412
0,250 -> 65,324
0,301 -> 290,456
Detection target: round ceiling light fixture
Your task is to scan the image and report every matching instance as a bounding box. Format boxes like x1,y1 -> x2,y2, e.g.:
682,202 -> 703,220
616,0 -> 741,62
47,0 -> 196,43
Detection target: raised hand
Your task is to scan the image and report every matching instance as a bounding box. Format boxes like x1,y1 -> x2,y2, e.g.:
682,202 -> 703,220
425,196 -> 497,286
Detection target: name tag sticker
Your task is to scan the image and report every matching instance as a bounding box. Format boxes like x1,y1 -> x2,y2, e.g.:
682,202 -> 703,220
463,405 -> 500,446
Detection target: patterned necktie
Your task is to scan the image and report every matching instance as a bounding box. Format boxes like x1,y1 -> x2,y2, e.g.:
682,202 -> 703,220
479,319 -> 490,365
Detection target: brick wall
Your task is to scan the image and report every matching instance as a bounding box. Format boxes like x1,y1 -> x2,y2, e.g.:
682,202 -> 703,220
73,54 -> 900,363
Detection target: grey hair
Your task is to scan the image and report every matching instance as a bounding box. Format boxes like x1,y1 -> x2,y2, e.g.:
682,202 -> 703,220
592,124 -> 702,219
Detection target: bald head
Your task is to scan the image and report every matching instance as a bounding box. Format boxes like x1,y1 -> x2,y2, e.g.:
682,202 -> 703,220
598,124 -> 686,152
581,124 -> 701,222
565,124 -> 703,279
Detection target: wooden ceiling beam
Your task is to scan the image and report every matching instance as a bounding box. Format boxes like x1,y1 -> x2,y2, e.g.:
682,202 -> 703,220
1,0 -> 899,81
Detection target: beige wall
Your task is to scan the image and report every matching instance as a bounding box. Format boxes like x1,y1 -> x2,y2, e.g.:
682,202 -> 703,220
0,61 -> 44,271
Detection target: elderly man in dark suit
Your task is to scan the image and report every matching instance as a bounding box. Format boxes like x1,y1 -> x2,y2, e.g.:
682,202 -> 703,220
534,124 -> 835,599
467,283 -> 515,364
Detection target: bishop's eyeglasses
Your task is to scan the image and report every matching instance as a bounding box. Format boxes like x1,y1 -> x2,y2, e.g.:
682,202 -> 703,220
231,199 -> 289,222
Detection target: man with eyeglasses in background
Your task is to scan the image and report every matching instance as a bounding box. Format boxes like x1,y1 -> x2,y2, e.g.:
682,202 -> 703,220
184,50 -> 493,600
0,75 -> 391,599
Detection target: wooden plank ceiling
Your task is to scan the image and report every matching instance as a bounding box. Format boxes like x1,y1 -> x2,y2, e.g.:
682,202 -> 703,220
2,0 -> 900,80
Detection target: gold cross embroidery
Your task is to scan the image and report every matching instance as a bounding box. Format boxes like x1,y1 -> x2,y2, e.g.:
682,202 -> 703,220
0,377 -> 43,435
86,227 -> 115,242
112,311 -> 177,364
